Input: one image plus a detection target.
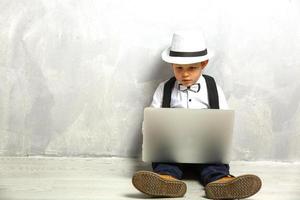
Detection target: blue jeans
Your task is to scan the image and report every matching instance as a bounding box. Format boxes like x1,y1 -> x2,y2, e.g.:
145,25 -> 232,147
152,162 -> 233,186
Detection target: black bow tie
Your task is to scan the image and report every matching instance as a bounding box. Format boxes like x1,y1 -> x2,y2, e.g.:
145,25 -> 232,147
178,83 -> 201,93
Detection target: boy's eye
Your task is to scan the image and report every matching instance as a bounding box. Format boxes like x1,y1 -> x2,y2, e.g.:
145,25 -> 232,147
191,66 -> 199,70
176,67 -> 183,70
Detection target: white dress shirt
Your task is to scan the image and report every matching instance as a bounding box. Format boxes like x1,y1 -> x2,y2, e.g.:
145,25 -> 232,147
150,75 -> 229,109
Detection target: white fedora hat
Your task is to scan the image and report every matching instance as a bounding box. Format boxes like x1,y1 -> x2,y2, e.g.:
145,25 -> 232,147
161,30 -> 212,64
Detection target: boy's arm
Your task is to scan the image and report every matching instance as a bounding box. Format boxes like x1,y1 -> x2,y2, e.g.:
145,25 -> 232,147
216,85 -> 229,109
150,82 -> 165,108
142,82 -> 164,144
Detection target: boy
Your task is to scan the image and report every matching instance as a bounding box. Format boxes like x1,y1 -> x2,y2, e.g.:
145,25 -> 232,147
132,31 -> 262,199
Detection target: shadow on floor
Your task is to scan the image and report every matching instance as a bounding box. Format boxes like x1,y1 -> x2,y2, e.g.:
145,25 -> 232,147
122,193 -> 152,199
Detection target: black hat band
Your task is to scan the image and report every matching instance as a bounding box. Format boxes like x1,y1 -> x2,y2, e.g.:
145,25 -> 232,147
169,49 -> 207,57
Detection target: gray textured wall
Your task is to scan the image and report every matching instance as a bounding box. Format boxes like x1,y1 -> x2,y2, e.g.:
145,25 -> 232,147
0,0 -> 299,161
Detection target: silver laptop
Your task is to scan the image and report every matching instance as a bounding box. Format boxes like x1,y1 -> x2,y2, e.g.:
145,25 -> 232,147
142,107 -> 235,164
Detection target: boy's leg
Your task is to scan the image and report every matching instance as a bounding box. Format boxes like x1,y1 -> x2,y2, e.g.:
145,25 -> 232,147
132,163 -> 186,197
152,162 -> 183,179
195,164 -> 261,199
195,163 -> 231,186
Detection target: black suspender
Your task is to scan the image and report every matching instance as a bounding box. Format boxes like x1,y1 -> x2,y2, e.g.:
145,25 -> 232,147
162,77 -> 177,108
202,74 -> 219,109
162,75 -> 219,109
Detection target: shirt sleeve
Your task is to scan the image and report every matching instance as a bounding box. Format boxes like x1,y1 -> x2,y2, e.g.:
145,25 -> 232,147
216,85 -> 229,109
143,81 -> 165,137
150,82 -> 165,108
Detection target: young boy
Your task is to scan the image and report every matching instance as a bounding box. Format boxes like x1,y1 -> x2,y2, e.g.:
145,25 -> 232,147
132,31 -> 262,199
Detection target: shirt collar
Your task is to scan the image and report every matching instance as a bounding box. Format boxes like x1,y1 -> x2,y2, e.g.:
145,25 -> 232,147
196,74 -> 205,84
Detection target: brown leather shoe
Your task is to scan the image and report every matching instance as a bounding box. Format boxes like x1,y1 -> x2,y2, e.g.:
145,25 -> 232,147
132,171 -> 187,197
205,174 -> 262,199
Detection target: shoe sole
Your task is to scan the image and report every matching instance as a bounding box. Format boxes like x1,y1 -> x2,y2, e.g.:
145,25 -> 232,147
205,174 -> 262,199
132,171 -> 187,197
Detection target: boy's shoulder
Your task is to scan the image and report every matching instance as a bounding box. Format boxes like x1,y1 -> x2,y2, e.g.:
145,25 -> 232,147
152,78 -> 174,98
157,77 -> 173,87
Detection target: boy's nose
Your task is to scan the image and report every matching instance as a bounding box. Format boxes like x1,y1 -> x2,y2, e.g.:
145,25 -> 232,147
182,71 -> 189,77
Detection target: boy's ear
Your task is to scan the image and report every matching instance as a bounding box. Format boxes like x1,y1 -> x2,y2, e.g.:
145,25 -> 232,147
200,60 -> 209,69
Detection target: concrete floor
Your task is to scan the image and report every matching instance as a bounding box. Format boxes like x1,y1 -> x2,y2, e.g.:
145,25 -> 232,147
0,157 -> 299,200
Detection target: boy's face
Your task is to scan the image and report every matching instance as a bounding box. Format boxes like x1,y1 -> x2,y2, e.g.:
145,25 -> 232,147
172,60 -> 208,87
